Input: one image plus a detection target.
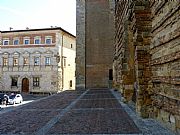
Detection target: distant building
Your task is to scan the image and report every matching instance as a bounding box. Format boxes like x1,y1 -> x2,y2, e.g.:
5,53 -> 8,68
0,27 -> 76,94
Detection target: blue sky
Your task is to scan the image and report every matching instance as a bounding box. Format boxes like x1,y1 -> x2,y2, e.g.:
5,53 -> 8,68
0,0 -> 76,35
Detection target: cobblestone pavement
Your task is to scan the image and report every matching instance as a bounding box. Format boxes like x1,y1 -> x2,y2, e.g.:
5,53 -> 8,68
0,89 -> 175,135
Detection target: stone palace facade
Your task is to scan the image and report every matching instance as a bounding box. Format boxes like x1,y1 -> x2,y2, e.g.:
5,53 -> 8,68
0,27 -> 76,94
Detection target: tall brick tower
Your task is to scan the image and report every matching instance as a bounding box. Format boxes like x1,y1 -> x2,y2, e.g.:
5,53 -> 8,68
76,0 -> 115,90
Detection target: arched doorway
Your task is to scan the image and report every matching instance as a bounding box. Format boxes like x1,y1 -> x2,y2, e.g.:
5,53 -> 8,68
22,78 -> 29,93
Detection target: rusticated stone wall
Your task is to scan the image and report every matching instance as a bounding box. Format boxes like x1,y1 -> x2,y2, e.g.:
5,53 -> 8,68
150,0 -> 180,133
114,0 -> 180,134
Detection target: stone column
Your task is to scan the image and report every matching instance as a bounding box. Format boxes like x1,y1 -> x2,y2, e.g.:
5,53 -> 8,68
123,19 -> 136,102
114,0 -> 136,102
134,0 -> 152,118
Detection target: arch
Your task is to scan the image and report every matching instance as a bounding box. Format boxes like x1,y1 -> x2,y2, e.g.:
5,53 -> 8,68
2,52 -> 10,57
2,52 -> 9,55
44,50 -> 53,54
32,51 -> 41,54
12,51 -> 20,57
22,51 -> 30,55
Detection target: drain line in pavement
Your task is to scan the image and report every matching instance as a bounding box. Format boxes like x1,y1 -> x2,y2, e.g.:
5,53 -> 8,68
33,89 -> 89,135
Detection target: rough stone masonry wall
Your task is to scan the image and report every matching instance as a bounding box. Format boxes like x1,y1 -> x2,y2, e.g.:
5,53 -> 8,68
150,1 -> 180,133
114,0 -> 152,118
114,0 -> 180,133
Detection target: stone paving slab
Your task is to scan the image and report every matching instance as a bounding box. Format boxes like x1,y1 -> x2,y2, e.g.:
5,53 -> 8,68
34,90 -> 89,135
86,90 -> 112,94
73,99 -> 122,109
0,110 -> 59,134
23,96 -> 76,110
21,92 -> 81,110
47,109 -> 141,134
82,93 -> 115,99
0,90 -> 85,135
47,89 -> 141,134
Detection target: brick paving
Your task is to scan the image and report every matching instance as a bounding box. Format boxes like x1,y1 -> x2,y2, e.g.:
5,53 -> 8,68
0,89 -> 175,135
48,109 -> 140,134
48,89 -> 140,134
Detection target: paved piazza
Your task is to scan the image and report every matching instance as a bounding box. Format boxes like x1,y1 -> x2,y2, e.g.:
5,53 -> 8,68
0,89 -> 175,135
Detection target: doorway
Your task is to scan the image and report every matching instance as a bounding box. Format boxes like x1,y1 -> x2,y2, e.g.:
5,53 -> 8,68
109,69 -> 113,88
22,78 -> 29,93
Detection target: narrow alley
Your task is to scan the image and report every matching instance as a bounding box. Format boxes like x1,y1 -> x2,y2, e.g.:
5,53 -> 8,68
0,89 -> 175,135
